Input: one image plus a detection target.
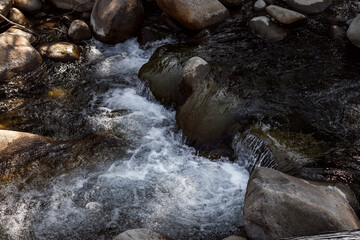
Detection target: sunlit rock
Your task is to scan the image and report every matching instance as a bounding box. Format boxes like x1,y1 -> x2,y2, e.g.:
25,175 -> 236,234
8,7 -> 28,26
244,167 -> 360,240
156,0 -> 230,30
0,0 -> 12,24
38,42 -> 81,62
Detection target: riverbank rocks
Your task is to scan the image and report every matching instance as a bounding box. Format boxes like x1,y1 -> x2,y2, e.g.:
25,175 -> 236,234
13,0 -> 42,13
347,14 -> 360,48
182,57 -> 210,96
138,45 -> 189,104
9,8 -> 29,26
244,167 -> 360,240
68,20 -> 92,42
90,0 -> 144,44
0,0 -> 12,24
0,33 -> 42,82
49,0 -> 95,12
266,5 -> 306,24
249,16 -> 288,41
38,42 -> 81,62
0,130 -> 51,178
113,229 -> 172,240
156,0 -> 230,30
283,0 -> 331,13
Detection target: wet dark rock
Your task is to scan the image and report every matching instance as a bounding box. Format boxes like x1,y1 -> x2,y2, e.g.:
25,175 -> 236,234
0,33 -> 42,82
49,0 -> 95,12
329,25 -> 346,39
254,0 -> 266,11
160,12 -> 182,30
138,45 -> 190,105
249,16 -> 288,41
347,14 -> 360,48
182,56 -> 210,96
266,5 -> 306,24
8,8 -> 28,26
0,130 -> 51,178
13,0 -> 42,13
113,229 -> 172,240
137,26 -> 170,45
90,0 -> 144,44
0,0 -> 12,24
156,0 -> 230,30
244,167 -> 360,240
68,20 -> 92,42
38,42 -> 81,62
283,0 -> 331,13
220,0 -> 243,6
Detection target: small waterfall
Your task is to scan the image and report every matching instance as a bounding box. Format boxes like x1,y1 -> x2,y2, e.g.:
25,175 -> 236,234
233,130 -> 278,173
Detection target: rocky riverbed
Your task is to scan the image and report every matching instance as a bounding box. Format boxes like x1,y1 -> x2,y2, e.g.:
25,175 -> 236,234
0,0 -> 360,239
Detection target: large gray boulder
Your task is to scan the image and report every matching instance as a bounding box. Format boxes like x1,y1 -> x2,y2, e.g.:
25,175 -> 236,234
113,229 -> 172,240
90,0 -> 144,44
244,167 -> 360,240
347,14 -> 360,48
0,0 -> 12,24
249,16 -> 287,41
0,33 -> 42,82
266,5 -> 306,24
49,0 -> 95,12
156,0 -> 230,30
283,0 -> 331,14
0,130 -> 51,178
13,0 -> 42,13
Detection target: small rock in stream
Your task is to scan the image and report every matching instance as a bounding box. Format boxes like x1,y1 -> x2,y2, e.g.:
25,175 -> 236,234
254,0 -> 266,11
38,42 -> 81,62
68,19 -> 92,42
8,7 -> 28,26
283,0 -> 331,14
266,5 -> 306,24
347,14 -> 360,48
249,16 -> 288,41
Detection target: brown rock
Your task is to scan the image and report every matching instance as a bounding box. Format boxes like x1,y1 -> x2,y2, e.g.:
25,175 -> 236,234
8,8 -> 29,26
156,0 -> 230,30
0,0 -> 12,24
5,26 -> 36,43
0,33 -> 42,82
38,42 -> 81,62
68,20 -> 92,42
13,0 -> 42,13
90,0 -> 144,44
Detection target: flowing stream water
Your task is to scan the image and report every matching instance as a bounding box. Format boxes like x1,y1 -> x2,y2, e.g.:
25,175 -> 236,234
0,39 -> 252,240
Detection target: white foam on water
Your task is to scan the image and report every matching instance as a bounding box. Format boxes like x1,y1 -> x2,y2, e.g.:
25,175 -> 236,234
0,39 -> 250,240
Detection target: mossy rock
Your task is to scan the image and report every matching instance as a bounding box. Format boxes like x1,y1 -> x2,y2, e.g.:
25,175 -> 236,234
138,44 -> 193,105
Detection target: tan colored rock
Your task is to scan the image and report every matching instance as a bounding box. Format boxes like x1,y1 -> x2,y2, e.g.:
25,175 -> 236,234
38,42 -> 81,62
156,0 -> 230,30
0,33 -> 42,82
113,229 -> 172,240
8,8 -> 29,26
0,0 -> 12,24
68,20 -> 92,42
266,5 -> 305,24
90,0 -> 144,44
13,0 -> 42,13
0,130 -> 51,178
244,168 -> 360,240
5,26 -> 36,43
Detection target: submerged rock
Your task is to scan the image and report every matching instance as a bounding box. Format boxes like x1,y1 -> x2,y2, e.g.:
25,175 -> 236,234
0,0 -> 12,24
38,42 -> 81,62
266,5 -> 306,24
156,0 -> 230,30
113,229 -> 172,240
0,130 -> 51,178
13,0 -> 42,13
68,20 -> 92,42
283,0 -> 331,14
49,0 -> 95,12
249,16 -> 288,41
0,33 -> 42,82
90,0 -> 144,44
8,8 -> 28,26
244,167 -> 360,240
347,14 -> 360,48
